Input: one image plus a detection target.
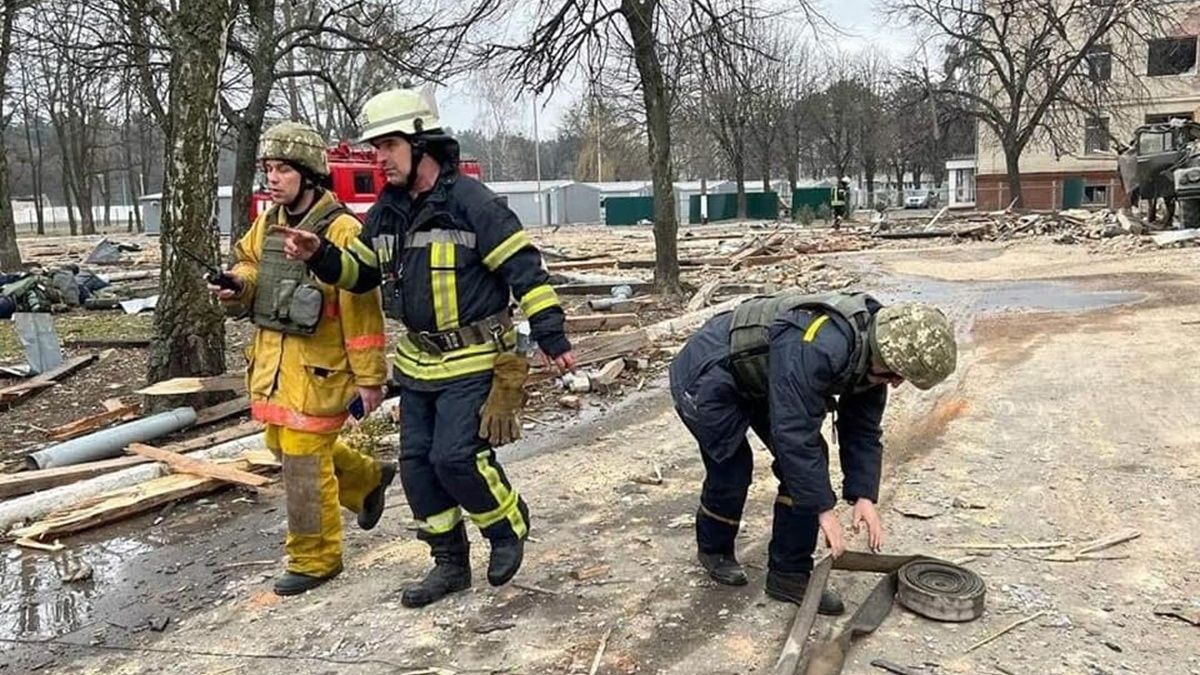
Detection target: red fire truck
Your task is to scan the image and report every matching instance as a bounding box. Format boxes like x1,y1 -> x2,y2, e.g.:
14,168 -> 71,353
250,141 -> 483,221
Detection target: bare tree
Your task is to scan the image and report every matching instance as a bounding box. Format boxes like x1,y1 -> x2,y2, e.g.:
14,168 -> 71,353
890,0 -> 1174,207
0,0 -> 34,268
146,0 -> 233,391
487,0 -> 813,292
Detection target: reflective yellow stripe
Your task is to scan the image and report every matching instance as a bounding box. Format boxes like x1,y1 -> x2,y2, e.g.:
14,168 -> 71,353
347,238 -> 378,267
699,503 -> 740,527
430,241 -> 459,330
468,450 -> 528,538
803,315 -> 829,343
776,494 -> 794,507
482,230 -> 531,271
336,249 -> 360,289
416,506 -> 462,535
519,284 -> 560,318
392,330 -> 517,381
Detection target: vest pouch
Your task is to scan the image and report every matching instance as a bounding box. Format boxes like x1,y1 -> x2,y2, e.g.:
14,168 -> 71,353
288,283 -> 324,331
382,278 -> 405,322
274,279 -> 298,320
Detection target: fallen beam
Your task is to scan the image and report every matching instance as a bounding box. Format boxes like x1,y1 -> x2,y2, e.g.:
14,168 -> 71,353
557,282 -> 655,296
47,404 -> 142,442
193,395 -> 250,427
127,443 -> 274,488
565,313 -> 640,333
137,374 -> 246,396
685,281 -> 721,313
0,354 -> 98,409
646,295 -> 750,342
547,258 -> 619,272
63,338 -> 151,349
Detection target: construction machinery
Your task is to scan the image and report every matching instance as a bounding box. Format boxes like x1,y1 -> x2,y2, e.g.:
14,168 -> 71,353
1118,118 -> 1200,228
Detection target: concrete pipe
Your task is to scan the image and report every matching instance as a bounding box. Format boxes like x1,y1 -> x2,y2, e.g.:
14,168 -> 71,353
26,407 -> 198,470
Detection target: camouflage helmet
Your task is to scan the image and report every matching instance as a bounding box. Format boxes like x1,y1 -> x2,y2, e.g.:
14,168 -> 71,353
870,302 -> 957,390
257,121 -> 329,177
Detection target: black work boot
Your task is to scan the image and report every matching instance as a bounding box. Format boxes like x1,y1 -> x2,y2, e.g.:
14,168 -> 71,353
765,569 -> 846,616
357,460 -> 397,531
486,538 -> 524,587
401,525 -> 472,608
274,562 -> 343,597
698,552 -> 749,586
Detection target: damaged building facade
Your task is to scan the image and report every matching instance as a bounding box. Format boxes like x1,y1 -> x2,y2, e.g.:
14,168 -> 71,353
975,5 -> 1200,210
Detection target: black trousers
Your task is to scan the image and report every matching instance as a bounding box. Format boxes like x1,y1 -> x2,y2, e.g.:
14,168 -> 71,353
399,374 -> 530,546
688,410 -> 820,574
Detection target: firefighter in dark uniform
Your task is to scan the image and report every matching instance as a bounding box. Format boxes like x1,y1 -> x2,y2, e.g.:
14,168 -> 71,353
669,292 -> 956,614
830,177 -> 851,229
272,86 -> 576,608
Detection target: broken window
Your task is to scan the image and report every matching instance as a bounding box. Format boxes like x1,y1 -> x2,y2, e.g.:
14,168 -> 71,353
1083,184 -> 1109,206
1145,112 -> 1194,124
353,171 -> 375,195
1147,37 -> 1197,76
1085,117 -> 1110,154
1087,45 -> 1112,82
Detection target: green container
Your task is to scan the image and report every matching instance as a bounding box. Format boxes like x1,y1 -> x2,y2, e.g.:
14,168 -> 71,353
792,187 -> 832,212
688,192 -> 778,223
604,196 -> 655,226
1062,177 -> 1085,209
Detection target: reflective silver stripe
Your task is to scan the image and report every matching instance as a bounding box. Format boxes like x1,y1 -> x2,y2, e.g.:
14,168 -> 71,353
406,229 -> 477,248
360,110 -> 424,135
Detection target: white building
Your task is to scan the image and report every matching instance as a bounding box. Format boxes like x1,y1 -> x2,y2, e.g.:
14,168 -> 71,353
140,185 -> 234,235
946,157 -> 978,209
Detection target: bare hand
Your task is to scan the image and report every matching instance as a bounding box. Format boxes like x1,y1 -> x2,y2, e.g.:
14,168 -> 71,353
852,498 -> 884,553
356,385 -> 384,418
207,281 -> 240,301
818,509 -> 846,558
552,350 -> 577,374
269,225 -> 321,261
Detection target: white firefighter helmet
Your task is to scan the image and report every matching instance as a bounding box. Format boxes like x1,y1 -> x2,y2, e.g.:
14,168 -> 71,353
358,86 -> 441,144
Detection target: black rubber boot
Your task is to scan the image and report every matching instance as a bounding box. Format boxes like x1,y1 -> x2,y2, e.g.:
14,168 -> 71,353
274,562 -> 343,597
357,460 -> 397,531
698,552 -> 749,586
765,569 -> 845,616
401,525 -> 472,608
486,538 -> 524,587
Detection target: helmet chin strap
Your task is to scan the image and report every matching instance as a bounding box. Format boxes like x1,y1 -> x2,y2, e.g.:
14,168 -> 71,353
285,163 -> 318,212
404,138 -> 427,191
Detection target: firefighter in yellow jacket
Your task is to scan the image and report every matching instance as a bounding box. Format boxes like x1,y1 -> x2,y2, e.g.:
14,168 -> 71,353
209,121 -> 394,596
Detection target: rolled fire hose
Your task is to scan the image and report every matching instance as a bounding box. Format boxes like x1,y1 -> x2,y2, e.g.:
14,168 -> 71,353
774,551 -> 987,675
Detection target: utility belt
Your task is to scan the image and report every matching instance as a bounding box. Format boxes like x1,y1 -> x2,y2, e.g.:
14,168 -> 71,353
406,310 -> 513,358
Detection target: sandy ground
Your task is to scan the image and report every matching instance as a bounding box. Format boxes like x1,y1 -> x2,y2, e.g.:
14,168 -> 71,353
4,240 -> 1199,675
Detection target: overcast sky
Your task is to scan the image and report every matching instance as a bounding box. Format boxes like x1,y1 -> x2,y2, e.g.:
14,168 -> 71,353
436,0 -> 920,136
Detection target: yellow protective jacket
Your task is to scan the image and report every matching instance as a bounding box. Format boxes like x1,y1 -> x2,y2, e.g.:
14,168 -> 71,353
228,191 -> 387,433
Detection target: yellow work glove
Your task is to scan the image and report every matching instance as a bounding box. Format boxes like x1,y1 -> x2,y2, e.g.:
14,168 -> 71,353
478,351 -> 529,446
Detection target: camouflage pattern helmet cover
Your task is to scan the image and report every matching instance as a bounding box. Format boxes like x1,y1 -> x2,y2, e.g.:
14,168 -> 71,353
257,121 -> 329,176
870,302 -> 957,390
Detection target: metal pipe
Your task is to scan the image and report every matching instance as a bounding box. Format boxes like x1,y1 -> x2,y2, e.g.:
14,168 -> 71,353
26,407 -> 198,470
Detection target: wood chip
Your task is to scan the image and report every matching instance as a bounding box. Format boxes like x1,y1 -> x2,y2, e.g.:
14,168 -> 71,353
965,610 -> 1047,653
570,564 -> 611,582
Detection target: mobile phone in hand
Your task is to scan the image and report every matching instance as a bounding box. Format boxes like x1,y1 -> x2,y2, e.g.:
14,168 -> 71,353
348,395 -> 366,420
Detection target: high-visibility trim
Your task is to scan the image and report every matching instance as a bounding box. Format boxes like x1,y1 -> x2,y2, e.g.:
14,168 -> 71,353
416,506 -> 462,535
346,237 -> 379,267
776,494 -> 795,507
803,315 -> 829,342
407,229 -> 477,248
345,333 -> 387,351
336,249 -> 360,289
372,235 -> 395,268
519,284 -> 560,318
430,241 -> 459,331
391,330 -> 517,381
482,230 -> 531,271
468,450 -> 527,538
251,401 -> 347,433
699,503 -> 741,527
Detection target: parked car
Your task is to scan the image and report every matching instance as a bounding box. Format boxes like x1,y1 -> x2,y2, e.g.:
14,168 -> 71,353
904,189 -> 940,209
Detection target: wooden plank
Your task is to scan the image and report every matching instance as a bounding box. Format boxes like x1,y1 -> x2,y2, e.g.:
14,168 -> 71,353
547,258 -> 619,272
740,254 -> 796,268
193,395 -> 250,427
47,403 -> 142,442
0,354 -> 98,407
127,444 -> 273,488
572,329 -> 651,368
564,313 -> 640,333
616,257 -> 730,269
64,338 -> 151,349
729,229 -> 785,270
136,374 -> 246,396
0,421 -> 262,500
685,280 -> 721,313
556,282 -> 655,296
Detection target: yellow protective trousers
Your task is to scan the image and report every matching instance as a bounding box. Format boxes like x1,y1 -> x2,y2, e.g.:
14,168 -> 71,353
265,424 -> 383,576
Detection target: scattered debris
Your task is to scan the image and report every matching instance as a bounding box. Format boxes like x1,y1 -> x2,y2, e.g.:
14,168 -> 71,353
136,375 -> 246,396
947,541 -> 1068,551
558,395 -> 582,410
871,659 -> 925,675
952,496 -> 989,510
894,502 -> 943,519
513,582 -> 559,596
470,621 -> 516,635
58,559 -> 94,583
47,403 -> 142,442
147,616 -> 171,632
127,443 -> 274,489
26,406 -> 199,470
0,353 -> 97,410
570,564 -> 611,582
1152,603 -> 1200,627
965,610 -> 1048,654
1152,228 -> 1200,247
588,626 -> 614,675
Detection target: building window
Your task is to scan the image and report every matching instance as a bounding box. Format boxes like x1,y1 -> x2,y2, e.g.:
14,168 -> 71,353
1086,45 -> 1112,82
1145,112 -> 1194,124
353,171 -> 375,195
1084,117 -> 1110,154
1083,184 -> 1109,206
1147,37 -> 1197,76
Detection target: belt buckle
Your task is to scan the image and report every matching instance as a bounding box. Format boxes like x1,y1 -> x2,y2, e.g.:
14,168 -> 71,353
415,331 -> 444,358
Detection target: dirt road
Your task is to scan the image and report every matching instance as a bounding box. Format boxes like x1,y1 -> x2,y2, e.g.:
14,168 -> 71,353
5,241 -> 1199,674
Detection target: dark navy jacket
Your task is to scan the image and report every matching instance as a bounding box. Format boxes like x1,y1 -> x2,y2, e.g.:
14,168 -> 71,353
669,304 -> 886,513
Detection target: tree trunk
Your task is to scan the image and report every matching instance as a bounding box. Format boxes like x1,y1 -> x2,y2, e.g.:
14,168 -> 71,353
147,0 -> 232,395
0,1 -> 21,268
623,0 -> 679,294
1004,146 -> 1023,208
25,114 -> 45,236
734,146 -> 746,220
229,0 -> 276,249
